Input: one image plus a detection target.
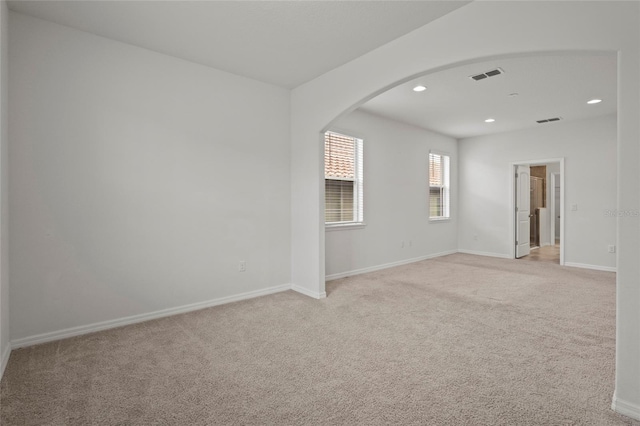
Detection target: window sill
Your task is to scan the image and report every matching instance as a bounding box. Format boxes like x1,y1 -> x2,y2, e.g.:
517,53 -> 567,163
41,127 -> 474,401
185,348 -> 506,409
325,222 -> 366,231
429,217 -> 451,223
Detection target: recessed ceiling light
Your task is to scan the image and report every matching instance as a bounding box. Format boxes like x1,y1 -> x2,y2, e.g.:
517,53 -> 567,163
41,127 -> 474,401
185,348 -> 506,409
413,85 -> 427,92
587,99 -> 602,104
508,93 -> 519,97
485,118 -> 496,123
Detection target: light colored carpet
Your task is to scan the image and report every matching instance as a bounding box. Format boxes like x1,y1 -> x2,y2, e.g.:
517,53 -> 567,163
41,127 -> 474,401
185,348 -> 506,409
1,253 -> 638,425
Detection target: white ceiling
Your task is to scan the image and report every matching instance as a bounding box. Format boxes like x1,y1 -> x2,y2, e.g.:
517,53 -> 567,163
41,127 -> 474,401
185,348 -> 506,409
359,54 -> 617,139
7,0 -> 471,89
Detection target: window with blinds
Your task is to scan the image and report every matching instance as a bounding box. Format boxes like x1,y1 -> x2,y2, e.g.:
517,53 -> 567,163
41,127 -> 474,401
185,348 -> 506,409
325,131 -> 363,225
429,152 -> 450,219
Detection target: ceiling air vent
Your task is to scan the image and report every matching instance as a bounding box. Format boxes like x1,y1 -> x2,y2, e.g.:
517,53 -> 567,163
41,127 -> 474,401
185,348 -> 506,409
470,67 -> 504,81
536,117 -> 562,124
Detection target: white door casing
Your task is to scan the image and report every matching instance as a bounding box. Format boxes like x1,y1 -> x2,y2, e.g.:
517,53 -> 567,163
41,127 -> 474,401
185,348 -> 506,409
516,165 -> 531,258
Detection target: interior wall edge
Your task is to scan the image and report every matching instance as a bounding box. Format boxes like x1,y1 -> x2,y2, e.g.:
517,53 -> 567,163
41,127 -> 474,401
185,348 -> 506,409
10,283 -> 292,349
325,249 -> 457,282
456,249 -> 511,260
564,263 -> 617,273
611,394 -> 640,422
291,284 -> 326,300
0,341 -> 9,382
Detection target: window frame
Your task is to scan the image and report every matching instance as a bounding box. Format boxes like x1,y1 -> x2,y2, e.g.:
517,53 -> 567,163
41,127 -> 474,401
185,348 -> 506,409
324,130 -> 365,230
429,150 -> 451,222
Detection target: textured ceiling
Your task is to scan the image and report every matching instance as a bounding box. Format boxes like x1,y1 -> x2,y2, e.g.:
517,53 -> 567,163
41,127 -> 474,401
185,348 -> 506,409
359,54 -> 617,139
8,0 -> 471,88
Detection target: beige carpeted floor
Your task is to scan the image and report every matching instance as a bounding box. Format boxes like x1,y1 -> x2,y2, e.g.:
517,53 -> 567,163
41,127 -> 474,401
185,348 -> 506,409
1,253 -> 638,425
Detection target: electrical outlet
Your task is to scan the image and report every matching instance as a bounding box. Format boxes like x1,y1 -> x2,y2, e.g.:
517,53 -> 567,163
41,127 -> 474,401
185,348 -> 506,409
571,204 -> 578,211
608,245 -> 616,254
239,261 -> 247,272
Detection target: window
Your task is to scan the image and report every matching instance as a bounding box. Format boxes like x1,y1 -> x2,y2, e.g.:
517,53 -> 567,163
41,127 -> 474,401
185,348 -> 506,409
429,152 -> 450,220
325,131 -> 363,225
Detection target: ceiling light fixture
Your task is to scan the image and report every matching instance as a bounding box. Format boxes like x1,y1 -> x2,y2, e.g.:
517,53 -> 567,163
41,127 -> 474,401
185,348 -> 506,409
587,99 -> 602,104
413,85 -> 427,92
485,118 -> 496,123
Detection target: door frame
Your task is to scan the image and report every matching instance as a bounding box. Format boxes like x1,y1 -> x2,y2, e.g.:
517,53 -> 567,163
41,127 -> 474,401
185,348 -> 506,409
509,157 -> 565,265
515,165 -> 531,258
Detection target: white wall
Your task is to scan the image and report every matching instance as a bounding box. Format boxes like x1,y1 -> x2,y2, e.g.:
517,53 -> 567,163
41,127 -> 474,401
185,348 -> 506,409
0,0 -> 9,375
458,115 -> 617,270
9,13 -> 291,343
291,1 -> 639,416
325,110 -> 457,278
547,162 -> 560,175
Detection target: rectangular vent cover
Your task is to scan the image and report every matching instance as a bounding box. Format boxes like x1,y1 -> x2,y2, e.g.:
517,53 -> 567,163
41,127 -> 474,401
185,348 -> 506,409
537,117 -> 562,124
470,68 -> 504,81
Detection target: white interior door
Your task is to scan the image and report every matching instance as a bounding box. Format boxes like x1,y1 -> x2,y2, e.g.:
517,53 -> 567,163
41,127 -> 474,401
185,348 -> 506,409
515,165 -> 531,258
554,173 -> 561,243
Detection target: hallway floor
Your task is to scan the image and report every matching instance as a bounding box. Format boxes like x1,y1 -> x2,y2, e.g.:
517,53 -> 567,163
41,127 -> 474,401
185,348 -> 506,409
522,244 -> 560,264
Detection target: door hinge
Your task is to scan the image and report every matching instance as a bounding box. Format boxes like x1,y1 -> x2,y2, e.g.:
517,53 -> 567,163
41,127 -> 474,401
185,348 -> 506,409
515,173 -> 518,178
516,240 -> 519,245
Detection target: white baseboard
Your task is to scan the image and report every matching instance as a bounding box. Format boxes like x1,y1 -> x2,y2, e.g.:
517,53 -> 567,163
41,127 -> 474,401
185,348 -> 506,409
292,284 -> 326,299
612,393 -> 640,421
325,250 -> 458,282
0,342 -> 10,382
457,249 -> 512,259
564,262 -> 617,273
11,283 -> 292,349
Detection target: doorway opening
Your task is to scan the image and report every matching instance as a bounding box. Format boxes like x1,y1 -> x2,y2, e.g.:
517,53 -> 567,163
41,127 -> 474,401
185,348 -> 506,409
512,158 -> 564,265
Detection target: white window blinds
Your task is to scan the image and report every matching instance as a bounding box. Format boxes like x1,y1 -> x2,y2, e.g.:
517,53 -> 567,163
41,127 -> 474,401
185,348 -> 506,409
325,132 -> 363,224
429,152 -> 450,219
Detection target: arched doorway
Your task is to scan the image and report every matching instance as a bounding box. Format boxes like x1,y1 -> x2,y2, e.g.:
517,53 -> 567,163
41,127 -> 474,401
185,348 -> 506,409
290,1 -> 639,419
